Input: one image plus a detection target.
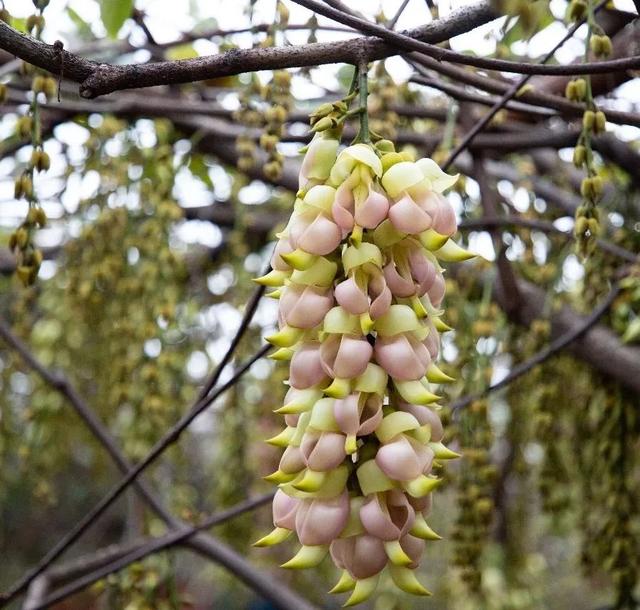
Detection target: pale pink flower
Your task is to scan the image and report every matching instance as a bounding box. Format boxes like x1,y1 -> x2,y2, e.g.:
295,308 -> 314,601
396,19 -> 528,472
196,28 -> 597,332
279,285 -> 334,329
279,445 -> 306,474
288,213 -> 342,256
330,534 -> 388,579
271,238 -> 294,271
332,182 -> 389,231
289,342 -> 328,389
375,436 -> 435,481
360,490 -> 415,541
397,402 -> 444,442
320,335 -> 373,379
333,394 -> 383,437
334,274 -> 392,319
388,193 -> 432,234
272,489 -> 300,530
295,492 -> 349,546
400,534 -> 426,569
374,333 -> 431,381
301,431 -> 347,471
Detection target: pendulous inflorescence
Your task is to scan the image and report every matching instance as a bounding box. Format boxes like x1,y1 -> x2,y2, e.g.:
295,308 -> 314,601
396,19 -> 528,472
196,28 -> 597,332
254,94 -> 474,606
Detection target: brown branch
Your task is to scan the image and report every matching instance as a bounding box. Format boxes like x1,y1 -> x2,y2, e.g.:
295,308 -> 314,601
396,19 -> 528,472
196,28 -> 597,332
290,0 -> 640,77
409,55 -> 640,129
441,0 -> 608,168
452,278 -> 627,413
0,3 -> 499,98
0,301 -> 312,610
408,74 -> 555,118
472,153 -> 522,315
34,494 -> 274,609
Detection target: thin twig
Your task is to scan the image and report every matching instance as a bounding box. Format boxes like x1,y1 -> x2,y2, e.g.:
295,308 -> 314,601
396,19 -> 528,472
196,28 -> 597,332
387,0 -> 412,29
289,0 -> 640,77
0,340 -> 272,605
442,0 -> 609,169
452,280 -> 622,414
33,494 -> 274,610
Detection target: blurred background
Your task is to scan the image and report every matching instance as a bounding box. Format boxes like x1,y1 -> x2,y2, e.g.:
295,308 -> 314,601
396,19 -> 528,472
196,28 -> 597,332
0,0 -> 639,608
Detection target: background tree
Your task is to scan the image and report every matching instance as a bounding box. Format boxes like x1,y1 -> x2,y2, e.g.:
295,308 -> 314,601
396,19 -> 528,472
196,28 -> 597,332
0,0 -> 639,609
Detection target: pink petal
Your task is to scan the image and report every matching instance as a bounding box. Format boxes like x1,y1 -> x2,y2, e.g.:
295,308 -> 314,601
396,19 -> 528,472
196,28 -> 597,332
320,335 -> 372,379
360,495 -> 402,541
357,395 -> 383,436
284,413 -> 299,427
333,394 -> 361,436
332,336 -> 373,378
369,275 -> 392,319
355,190 -> 389,229
423,321 -> 440,360
427,273 -> 445,307
289,342 -> 327,389
296,492 -> 349,546
400,534 -> 425,569
331,535 -> 388,580
376,437 -> 424,481
335,277 -> 369,315
408,249 -> 436,295
426,192 -> 457,236
397,403 -> 444,442
301,432 -> 347,471
279,445 -> 306,474
332,182 -> 355,231
387,489 -> 416,537
271,238 -> 294,271
273,489 -> 299,529
408,494 -> 432,514
297,215 -> 342,255
388,194 -> 432,234
383,262 -> 415,298
280,285 -> 334,329
374,334 -> 431,381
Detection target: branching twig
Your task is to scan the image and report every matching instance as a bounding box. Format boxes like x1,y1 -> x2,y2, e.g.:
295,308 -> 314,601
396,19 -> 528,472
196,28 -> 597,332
290,0 -> 640,77
452,279 -> 623,414
442,0 -> 609,168
33,494 -> 274,610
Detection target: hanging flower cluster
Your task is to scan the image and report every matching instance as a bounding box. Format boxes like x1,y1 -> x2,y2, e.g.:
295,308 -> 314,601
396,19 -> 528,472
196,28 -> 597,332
255,127 -> 473,606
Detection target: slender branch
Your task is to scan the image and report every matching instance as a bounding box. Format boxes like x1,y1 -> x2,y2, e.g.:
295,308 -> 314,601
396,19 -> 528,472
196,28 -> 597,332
0,3 -> 499,98
290,0 -> 640,77
387,0 -> 412,29
472,153 -> 522,315
442,0 -> 609,168
0,298 -> 309,609
409,55 -> 640,129
35,494 -> 274,610
0,339 -> 275,605
409,74 -> 555,118
452,279 -> 623,413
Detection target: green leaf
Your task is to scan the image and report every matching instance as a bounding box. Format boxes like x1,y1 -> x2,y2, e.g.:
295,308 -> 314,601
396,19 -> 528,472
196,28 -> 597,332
165,44 -> 198,61
67,7 -> 93,40
622,317 -> 640,344
100,0 -> 133,38
188,155 -> 213,189
502,1 -> 553,45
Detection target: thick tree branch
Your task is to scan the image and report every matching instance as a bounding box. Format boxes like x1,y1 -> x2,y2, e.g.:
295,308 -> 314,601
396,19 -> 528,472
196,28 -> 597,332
0,2 -> 498,98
